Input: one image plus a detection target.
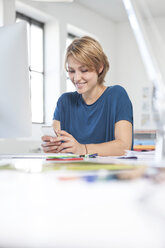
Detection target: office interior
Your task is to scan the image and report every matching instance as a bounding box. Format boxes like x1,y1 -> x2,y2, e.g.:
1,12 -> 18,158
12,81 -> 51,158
0,0 -> 164,153
1,1 -> 165,248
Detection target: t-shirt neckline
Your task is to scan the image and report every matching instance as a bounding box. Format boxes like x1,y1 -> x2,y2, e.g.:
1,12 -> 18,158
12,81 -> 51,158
80,86 -> 109,106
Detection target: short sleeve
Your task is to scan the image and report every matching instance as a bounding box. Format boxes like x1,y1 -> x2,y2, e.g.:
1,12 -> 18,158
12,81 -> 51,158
115,86 -> 133,124
53,96 -> 62,121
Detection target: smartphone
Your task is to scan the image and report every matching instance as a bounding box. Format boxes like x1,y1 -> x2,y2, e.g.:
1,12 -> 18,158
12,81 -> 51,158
41,125 -> 57,137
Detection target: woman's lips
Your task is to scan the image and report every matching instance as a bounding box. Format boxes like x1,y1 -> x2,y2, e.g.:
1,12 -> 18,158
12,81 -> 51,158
75,82 -> 86,89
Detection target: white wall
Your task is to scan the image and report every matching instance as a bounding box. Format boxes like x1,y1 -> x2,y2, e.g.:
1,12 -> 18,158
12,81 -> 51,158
0,0 -> 15,26
116,22 -> 150,130
116,16 -> 165,130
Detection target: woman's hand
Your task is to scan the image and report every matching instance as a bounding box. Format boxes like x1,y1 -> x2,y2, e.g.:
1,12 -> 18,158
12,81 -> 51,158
50,130 -> 86,155
41,135 -> 61,153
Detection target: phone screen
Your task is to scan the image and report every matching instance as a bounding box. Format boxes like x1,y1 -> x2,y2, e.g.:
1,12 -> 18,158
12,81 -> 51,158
41,126 -> 57,137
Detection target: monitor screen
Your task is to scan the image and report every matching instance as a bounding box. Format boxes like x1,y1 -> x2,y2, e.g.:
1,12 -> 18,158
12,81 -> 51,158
0,22 -> 32,138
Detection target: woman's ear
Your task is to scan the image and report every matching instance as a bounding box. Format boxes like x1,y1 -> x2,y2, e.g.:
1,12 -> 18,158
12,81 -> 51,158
98,65 -> 104,75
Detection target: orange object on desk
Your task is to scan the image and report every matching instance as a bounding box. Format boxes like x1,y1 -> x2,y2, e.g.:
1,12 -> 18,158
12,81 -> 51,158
133,145 -> 155,151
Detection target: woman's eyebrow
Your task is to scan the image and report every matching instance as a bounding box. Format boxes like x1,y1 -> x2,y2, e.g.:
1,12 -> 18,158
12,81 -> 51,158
68,65 -> 86,69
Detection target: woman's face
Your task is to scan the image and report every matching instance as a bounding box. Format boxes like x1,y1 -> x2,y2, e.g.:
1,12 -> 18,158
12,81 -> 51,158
67,55 -> 100,95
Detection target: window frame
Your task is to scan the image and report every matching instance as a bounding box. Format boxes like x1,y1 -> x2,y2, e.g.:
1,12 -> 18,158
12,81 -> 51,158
66,32 -> 79,92
16,12 -> 45,124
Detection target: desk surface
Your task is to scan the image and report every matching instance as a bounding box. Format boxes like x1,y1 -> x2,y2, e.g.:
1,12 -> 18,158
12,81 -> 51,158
0,158 -> 165,248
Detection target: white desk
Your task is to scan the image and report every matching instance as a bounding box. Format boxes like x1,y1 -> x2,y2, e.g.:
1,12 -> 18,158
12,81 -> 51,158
0,158 -> 165,248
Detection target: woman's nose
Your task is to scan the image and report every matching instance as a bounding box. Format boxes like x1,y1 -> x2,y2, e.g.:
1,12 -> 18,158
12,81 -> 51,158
74,71 -> 81,82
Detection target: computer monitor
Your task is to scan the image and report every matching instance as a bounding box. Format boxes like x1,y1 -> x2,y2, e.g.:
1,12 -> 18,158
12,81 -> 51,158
0,22 -> 32,138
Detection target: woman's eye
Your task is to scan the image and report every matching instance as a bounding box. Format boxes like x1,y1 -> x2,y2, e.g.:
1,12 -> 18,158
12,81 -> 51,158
68,70 -> 74,73
81,69 -> 88,73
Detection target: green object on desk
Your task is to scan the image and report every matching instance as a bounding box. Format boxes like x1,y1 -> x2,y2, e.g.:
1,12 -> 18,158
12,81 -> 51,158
47,154 -> 80,159
43,161 -> 139,171
0,164 -> 14,170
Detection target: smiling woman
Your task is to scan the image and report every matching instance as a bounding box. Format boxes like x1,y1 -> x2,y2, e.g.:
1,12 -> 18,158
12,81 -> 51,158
67,55 -> 104,101
41,36 -> 133,156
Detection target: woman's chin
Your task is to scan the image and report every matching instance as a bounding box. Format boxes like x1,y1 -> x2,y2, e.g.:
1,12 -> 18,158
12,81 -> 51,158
76,85 -> 87,93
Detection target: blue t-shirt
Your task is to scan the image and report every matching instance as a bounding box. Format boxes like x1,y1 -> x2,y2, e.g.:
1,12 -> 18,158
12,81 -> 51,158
53,85 -> 133,148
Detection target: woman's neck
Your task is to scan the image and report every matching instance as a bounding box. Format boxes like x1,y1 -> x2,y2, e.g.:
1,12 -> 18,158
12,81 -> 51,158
82,85 -> 107,105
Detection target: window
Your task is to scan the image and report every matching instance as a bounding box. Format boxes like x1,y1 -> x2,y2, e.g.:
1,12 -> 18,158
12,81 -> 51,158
16,12 -> 44,123
66,33 -> 78,92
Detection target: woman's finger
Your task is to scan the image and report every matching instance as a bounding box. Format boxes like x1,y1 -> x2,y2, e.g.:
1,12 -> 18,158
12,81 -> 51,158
43,145 -> 58,152
42,135 -> 52,142
56,130 -> 73,138
59,148 -> 73,153
44,149 -> 58,153
42,141 -> 59,147
50,135 -> 73,143
56,141 -> 73,152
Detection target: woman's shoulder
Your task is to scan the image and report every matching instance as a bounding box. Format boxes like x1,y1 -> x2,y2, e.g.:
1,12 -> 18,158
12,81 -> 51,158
58,91 -> 79,103
108,84 -> 127,94
105,85 -> 128,99
60,91 -> 77,97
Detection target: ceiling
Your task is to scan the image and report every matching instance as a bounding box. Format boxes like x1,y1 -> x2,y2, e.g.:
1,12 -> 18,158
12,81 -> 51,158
75,0 -> 165,22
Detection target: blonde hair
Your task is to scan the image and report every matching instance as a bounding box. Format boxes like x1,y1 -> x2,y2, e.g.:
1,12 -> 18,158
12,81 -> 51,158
65,36 -> 109,84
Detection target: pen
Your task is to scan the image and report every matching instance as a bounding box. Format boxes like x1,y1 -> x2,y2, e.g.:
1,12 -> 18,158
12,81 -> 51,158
80,153 -> 98,158
118,156 -> 137,159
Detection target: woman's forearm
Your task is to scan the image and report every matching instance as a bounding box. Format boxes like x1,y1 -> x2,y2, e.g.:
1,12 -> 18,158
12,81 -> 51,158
85,140 -> 131,157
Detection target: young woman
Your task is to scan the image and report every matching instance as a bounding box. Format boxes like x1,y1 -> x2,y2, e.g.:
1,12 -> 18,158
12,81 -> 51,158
42,36 -> 133,156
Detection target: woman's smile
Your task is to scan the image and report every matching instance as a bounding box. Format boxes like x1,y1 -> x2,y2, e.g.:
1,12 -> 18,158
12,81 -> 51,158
75,82 -> 87,89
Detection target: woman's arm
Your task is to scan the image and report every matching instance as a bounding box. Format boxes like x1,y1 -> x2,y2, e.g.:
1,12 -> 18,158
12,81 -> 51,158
52,120 -> 132,156
86,120 -> 132,156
